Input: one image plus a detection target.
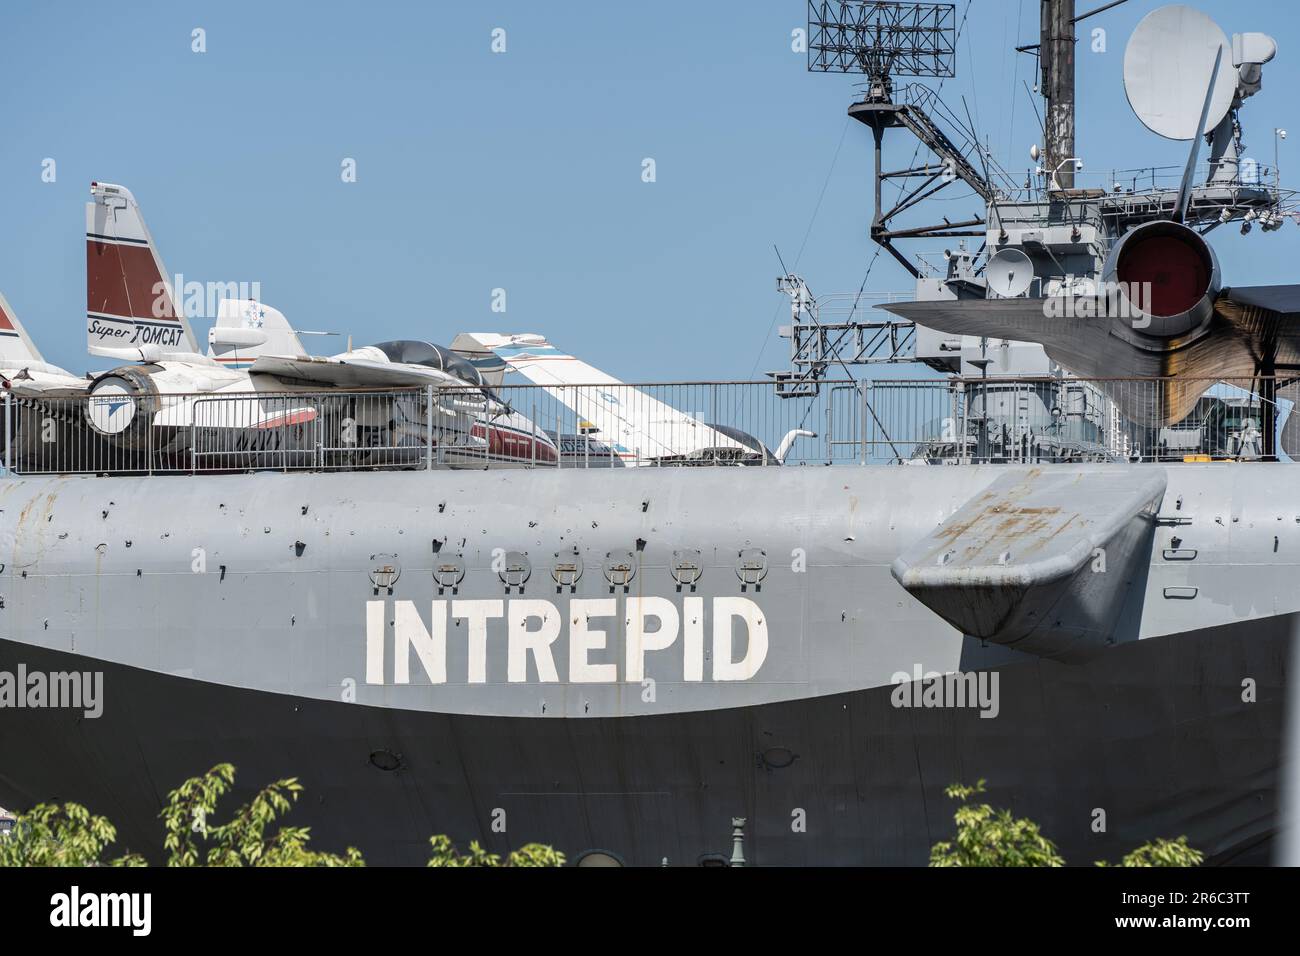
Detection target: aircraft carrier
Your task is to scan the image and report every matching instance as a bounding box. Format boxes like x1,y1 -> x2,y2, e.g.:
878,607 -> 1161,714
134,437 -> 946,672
1,1 -> 1298,865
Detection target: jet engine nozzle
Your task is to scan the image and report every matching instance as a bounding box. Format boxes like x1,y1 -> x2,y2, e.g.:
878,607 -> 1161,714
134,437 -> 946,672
85,365 -> 159,447
1102,220 -> 1220,340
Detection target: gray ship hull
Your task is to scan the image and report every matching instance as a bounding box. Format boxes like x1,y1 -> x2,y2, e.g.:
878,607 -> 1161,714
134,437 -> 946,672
0,612 -> 1287,865
0,464 -> 1295,864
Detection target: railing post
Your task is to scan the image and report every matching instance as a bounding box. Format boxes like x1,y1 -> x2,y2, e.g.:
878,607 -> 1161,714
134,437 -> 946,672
958,381 -> 968,463
425,385 -> 435,471
859,380 -> 869,465
712,387 -> 722,465
531,398 -> 537,469
825,397 -> 833,465
3,391 -> 10,474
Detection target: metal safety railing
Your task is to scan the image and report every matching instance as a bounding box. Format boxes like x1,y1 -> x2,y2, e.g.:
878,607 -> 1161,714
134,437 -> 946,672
1,375 -> 1295,476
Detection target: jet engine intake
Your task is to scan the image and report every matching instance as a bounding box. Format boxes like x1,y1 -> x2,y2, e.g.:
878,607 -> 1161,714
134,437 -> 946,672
85,365 -> 160,448
1102,220 -> 1220,341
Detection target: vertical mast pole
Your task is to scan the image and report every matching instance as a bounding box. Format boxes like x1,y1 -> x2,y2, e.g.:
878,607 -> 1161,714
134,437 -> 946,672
1041,0 -> 1076,189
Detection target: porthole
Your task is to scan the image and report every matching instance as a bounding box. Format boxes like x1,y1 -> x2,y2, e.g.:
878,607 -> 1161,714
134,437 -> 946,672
433,554 -> 466,592
369,553 -> 401,593
736,548 -> 767,589
551,549 -> 584,591
671,549 -> 703,590
602,551 -> 637,589
498,551 -> 531,591
368,749 -> 404,773
575,849 -> 624,867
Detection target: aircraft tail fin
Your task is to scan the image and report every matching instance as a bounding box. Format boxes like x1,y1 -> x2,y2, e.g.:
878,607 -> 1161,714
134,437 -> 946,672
449,331 -> 519,388
86,182 -> 199,359
455,332 -> 747,463
208,299 -> 307,368
0,290 -> 46,368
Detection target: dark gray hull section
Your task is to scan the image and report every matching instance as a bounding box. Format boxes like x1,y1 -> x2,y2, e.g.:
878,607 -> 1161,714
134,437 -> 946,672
0,611 -> 1288,866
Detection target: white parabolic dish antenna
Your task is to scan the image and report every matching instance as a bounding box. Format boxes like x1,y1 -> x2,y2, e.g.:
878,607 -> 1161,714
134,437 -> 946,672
1124,4 -> 1235,140
986,247 -> 1034,298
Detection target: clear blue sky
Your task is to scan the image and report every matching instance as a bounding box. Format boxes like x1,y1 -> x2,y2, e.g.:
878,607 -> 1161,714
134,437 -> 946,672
2,0 -> 1296,380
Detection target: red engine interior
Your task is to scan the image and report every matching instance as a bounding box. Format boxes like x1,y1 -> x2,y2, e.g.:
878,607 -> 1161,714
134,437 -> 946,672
1115,229 -> 1212,318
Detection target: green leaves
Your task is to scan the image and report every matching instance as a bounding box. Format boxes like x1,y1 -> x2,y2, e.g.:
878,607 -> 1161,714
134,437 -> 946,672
0,802 -> 144,867
929,781 -> 1065,867
427,834 -> 565,867
161,762 -> 236,867
506,843 -> 567,867
2,764 -> 560,867
160,767 -> 362,867
1096,836 -> 1205,868
930,780 -> 1202,868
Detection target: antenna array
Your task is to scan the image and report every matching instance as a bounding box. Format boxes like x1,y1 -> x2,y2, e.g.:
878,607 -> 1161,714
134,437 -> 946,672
807,1 -> 957,80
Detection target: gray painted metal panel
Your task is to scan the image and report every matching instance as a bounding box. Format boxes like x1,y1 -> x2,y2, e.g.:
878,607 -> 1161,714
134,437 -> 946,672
1,461 -> 1297,863
892,467 -> 1166,659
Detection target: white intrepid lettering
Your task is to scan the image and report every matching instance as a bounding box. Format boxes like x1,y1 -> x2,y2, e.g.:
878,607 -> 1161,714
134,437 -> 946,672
625,596 -> 679,682
683,596 -> 706,681
569,599 -> 618,683
453,598 -> 503,684
394,600 -> 446,684
365,601 -> 385,684
712,597 -> 769,681
364,596 -> 768,685
508,600 -> 561,682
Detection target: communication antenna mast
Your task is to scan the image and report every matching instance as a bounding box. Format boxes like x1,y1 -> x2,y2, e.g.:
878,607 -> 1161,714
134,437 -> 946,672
1017,1 -> 1133,191
1040,0 -> 1077,190
808,0 -> 957,94
808,1 -> 992,277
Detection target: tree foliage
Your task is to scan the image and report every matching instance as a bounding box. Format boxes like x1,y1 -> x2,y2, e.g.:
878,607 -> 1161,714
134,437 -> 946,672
1096,836 -> 1205,868
929,780 -> 1065,867
0,802 -> 145,867
0,764 -> 560,867
427,834 -> 565,867
930,780 -> 1203,868
160,764 -> 364,867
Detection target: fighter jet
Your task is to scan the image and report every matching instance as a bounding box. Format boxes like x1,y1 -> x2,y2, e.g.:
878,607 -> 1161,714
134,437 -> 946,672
0,289 -> 86,395
878,220 -> 1300,429
84,183 -> 556,467
878,20 -> 1300,452
451,332 -> 814,465
0,289 -> 98,473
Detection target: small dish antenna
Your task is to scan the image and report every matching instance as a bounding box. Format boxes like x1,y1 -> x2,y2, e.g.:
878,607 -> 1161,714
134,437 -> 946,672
1123,5 -> 1235,141
986,248 -> 1034,298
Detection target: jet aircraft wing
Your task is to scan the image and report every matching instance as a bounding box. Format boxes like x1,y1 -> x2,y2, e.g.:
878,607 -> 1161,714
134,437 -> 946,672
881,289 -> 1300,429
249,355 -> 469,390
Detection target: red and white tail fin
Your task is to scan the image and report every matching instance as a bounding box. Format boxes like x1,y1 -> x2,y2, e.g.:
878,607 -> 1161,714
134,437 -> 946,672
207,299 -> 307,369
86,182 -> 200,360
0,289 -> 45,368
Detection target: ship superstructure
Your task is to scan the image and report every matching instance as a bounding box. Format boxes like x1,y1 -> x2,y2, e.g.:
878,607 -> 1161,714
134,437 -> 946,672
1,1 -> 1298,867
